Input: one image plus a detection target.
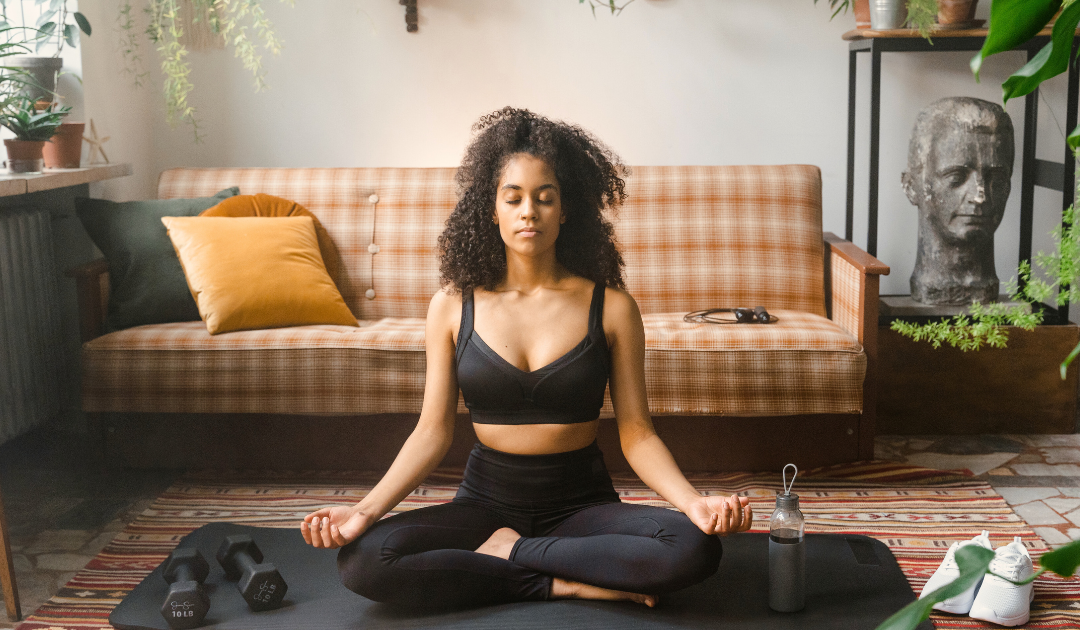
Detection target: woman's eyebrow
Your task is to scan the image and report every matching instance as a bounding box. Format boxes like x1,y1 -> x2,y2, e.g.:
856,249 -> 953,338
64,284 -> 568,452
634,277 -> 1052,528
499,183 -> 558,191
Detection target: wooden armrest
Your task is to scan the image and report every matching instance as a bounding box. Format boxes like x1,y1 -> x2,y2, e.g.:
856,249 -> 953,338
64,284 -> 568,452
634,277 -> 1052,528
824,232 -> 890,276
65,257 -> 109,342
822,233 -> 889,463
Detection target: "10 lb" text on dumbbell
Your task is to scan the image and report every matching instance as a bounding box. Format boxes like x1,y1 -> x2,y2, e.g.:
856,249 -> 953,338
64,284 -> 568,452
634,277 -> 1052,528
160,548 -> 211,629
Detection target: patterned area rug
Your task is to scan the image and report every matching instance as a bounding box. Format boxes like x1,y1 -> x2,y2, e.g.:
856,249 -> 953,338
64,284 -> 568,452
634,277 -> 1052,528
17,462 -> 1080,629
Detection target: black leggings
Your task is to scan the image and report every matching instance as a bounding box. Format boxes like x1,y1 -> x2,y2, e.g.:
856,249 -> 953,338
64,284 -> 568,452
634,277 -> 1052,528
337,441 -> 723,609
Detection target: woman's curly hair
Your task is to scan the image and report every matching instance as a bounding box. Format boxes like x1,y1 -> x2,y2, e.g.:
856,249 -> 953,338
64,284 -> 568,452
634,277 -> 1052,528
438,107 -> 628,292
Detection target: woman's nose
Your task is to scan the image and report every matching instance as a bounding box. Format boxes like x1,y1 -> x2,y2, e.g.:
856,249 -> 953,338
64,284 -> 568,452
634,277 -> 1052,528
519,199 -> 538,219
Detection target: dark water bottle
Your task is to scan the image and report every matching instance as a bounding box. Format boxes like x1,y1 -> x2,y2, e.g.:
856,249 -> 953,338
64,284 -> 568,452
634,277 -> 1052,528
769,464 -> 805,612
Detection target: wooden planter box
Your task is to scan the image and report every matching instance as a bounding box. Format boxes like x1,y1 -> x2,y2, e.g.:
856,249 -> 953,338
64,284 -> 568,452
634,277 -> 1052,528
877,323 -> 1080,434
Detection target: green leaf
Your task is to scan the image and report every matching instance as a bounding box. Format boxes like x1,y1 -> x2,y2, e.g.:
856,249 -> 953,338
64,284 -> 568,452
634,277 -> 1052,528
972,0 -> 1061,80
73,11 -> 90,35
1062,339 -> 1080,379
35,8 -> 55,27
874,546 -> 994,630
63,23 -> 75,49
1001,1 -> 1080,103
38,21 -> 55,36
1039,536 -> 1080,576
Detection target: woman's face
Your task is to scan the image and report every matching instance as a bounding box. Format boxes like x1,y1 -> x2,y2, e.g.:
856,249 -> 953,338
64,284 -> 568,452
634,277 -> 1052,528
494,153 -> 564,258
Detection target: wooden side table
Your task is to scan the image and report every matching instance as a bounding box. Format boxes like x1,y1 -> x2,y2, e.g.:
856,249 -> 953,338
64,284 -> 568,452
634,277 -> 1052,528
0,482 -> 19,621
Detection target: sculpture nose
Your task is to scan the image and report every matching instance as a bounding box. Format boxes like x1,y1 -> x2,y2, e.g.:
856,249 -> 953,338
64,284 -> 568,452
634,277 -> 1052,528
970,174 -> 986,205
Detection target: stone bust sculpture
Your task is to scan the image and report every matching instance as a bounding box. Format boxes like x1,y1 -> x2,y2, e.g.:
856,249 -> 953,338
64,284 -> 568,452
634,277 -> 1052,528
901,97 -> 1015,305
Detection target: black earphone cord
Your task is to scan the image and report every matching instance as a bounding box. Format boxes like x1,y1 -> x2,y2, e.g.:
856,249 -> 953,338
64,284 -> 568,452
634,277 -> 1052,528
682,307 -> 779,325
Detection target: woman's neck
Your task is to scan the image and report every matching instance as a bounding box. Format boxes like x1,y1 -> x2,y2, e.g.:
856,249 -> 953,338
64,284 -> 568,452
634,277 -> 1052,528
501,248 -> 568,294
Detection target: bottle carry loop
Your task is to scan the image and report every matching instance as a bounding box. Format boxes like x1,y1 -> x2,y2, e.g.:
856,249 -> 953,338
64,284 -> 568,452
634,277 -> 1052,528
782,463 -> 798,496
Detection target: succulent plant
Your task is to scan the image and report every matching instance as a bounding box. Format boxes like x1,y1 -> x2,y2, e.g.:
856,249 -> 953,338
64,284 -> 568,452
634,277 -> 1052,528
0,97 -> 69,141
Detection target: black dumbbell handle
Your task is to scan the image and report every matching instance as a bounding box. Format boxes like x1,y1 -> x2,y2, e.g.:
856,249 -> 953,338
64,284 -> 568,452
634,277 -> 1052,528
170,563 -> 198,585
235,551 -> 260,576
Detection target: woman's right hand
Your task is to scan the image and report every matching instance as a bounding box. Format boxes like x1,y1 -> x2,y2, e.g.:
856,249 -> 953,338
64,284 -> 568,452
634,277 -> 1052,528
301,505 -> 374,549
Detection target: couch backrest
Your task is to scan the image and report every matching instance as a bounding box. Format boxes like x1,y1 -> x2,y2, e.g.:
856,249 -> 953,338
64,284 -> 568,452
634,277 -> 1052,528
158,165 -> 825,319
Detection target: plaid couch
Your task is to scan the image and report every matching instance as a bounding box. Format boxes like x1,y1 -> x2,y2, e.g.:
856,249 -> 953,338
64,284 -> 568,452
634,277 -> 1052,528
71,166 -> 889,463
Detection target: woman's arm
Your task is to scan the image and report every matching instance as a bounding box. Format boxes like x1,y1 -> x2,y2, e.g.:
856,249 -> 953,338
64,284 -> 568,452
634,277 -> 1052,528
606,289 -> 752,535
302,289 -> 462,549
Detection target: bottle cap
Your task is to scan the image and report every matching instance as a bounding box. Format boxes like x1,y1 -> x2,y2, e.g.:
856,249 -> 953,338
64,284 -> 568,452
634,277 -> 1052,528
776,492 -> 800,511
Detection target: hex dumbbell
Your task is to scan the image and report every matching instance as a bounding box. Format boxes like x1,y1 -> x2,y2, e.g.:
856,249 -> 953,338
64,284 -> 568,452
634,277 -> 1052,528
160,548 -> 211,629
215,534 -> 288,611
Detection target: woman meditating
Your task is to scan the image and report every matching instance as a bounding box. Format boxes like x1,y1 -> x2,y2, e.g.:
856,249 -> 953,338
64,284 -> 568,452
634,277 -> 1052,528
300,107 -> 752,608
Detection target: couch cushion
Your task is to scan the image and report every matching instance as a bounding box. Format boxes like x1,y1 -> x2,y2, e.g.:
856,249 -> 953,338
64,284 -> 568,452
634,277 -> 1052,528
616,165 -> 826,317
623,310 -> 865,416
82,311 -> 863,416
157,166 -> 827,320
81,319 -> 438,415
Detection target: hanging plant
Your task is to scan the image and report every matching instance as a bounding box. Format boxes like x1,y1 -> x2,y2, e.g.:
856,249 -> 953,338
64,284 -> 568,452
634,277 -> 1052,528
118,0 -> 293,141
579,0 -> 635,17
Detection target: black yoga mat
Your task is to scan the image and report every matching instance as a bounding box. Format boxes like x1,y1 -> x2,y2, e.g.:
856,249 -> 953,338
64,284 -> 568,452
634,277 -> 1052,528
110,522 -> 932,630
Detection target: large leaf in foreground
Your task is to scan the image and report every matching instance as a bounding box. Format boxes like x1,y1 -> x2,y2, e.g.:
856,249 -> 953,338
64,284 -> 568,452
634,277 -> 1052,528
875,546 -> 994,630
972,0 -> 1061,79
1002,1 -> 1080,103
1038,537 -> 1080,576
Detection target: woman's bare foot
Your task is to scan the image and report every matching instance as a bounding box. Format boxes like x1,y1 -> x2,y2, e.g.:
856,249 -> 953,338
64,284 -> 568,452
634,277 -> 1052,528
551,577 -> 657,607
475,527 -> 521,560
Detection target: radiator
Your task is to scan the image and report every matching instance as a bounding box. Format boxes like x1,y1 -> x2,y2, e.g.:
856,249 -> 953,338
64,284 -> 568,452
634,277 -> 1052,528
0,207 -> 62,445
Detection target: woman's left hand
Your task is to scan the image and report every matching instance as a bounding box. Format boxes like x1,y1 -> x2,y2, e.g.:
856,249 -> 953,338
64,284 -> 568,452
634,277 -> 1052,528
685,494 -> 753,536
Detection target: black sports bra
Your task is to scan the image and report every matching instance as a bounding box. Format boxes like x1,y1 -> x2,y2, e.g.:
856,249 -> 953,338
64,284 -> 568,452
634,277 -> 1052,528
455,282 -> 610,425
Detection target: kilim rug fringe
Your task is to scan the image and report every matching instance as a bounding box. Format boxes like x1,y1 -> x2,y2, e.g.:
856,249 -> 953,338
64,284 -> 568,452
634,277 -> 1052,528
15,461 -> 1080,629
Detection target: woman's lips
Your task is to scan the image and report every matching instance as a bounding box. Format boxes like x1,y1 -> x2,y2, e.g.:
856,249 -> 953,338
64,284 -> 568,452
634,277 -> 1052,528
518,229 -> 539,237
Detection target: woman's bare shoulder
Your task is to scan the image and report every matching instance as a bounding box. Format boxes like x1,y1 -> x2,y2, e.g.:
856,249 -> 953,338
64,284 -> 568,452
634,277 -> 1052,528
428,287 -> 463,331
602,286 -> 641,319
601,286 -> 643,341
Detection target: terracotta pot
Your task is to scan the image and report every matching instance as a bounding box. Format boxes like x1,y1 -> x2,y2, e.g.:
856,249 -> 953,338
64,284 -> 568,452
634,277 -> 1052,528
938,0 -> 978,25
43,122 -> 84,168
855,0 -> 871,28
4,139 -> 45,173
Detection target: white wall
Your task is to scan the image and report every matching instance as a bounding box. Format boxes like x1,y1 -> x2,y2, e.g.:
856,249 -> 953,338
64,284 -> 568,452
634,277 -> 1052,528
78,0 -> 1074,297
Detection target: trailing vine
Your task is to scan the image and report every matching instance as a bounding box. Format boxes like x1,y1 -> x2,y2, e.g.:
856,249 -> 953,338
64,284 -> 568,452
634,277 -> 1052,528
117,0 -> 293,140
579,0 -> 635,17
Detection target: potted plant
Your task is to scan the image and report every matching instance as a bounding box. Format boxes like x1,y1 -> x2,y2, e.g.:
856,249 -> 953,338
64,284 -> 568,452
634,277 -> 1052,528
0,97 -> 69,173
41,115 -> 81,167
3,0 -> 91,103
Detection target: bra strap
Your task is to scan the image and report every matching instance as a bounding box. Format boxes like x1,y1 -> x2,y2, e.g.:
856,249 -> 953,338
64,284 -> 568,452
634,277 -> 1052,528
588,282 -> 607,346
456,287 -> 474,364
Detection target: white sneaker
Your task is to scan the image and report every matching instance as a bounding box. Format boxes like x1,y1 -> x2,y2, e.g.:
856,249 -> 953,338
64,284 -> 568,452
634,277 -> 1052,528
919,530 -> 994,614
968,536 -> 1035,627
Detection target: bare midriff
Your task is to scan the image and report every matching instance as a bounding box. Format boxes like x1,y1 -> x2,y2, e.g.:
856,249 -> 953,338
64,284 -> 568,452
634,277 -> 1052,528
473,420 -> 601,455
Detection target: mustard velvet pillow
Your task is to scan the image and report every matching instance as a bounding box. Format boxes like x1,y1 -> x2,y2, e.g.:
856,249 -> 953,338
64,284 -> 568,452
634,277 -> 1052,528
200,193 -> 343,282
160,216 -> 358,335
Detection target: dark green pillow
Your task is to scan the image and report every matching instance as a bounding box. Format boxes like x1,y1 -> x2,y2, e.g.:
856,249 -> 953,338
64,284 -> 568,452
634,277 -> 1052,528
76,187 -> 240,331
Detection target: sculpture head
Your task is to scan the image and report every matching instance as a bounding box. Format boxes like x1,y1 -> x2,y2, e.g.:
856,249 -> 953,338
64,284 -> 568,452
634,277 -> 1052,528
901,97 -> 1014,246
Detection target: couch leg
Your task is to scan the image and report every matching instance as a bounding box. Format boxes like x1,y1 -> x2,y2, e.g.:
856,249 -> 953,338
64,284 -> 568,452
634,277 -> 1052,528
87,413 -> 119,471
858,408 -> 876,461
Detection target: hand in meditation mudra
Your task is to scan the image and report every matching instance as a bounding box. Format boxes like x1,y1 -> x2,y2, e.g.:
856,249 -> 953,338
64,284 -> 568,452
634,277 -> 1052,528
901,97 -> 1015,305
